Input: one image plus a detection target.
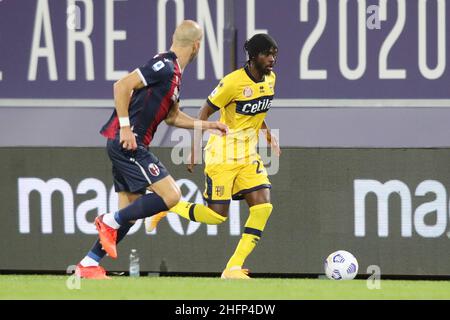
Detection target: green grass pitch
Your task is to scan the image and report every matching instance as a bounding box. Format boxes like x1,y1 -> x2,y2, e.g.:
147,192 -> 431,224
1,275 -> 450,299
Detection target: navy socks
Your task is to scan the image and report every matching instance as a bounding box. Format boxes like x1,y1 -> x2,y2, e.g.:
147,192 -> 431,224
115,192 -> 169,225
87,193 -> 169,262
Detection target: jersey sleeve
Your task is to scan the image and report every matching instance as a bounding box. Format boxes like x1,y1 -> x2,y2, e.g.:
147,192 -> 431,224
135,57 -> 173,87
206,77 -> 235,110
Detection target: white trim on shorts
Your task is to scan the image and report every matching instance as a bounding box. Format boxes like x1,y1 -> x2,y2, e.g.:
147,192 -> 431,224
129,157 -> 152,185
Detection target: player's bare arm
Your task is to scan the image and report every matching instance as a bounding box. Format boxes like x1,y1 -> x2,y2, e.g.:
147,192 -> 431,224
165,101 -> 228,135
262,120 -> 281,156
113,70 -> 144,151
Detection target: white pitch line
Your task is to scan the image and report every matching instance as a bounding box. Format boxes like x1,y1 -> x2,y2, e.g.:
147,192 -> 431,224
1,98 -> 450,108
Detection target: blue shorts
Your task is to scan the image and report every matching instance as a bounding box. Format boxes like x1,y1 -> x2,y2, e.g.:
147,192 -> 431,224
106,139 -> 169,194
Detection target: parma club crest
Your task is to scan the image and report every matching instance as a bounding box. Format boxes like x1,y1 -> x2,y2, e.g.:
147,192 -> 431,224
215,186 -> 225,197
243,86 -> 253,98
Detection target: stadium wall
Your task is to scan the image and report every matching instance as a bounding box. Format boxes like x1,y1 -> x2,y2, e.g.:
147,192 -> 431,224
2,147 -> 450,276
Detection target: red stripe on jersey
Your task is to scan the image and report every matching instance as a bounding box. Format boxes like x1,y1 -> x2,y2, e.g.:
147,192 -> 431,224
143,69 -> 179,146
101,115 -> 119,139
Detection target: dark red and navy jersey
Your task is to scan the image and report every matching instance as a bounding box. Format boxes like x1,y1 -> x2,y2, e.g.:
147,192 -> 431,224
100,51 -> 181,146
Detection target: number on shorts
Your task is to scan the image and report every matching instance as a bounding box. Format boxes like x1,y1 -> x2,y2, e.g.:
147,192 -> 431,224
253,160 -> 263,174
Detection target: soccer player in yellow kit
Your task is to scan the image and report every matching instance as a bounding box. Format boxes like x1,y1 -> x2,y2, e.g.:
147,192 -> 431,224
151,34 -> 280,279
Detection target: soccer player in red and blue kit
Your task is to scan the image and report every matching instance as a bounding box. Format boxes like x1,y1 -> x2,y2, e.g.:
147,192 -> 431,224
75,20 -> 228,279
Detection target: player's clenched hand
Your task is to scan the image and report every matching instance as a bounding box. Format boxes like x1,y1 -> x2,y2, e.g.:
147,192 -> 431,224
120,127 -> 137,150
205,121 -> 229,136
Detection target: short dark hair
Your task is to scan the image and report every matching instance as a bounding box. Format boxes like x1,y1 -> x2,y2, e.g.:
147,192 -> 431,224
244,33 -> 278,61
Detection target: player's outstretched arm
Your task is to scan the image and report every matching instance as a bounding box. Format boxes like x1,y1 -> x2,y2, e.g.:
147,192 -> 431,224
166,102 -> 225,173
165,102 -> 228,134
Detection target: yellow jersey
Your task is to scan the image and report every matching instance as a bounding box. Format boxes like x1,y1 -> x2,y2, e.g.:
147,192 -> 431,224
204,66 -> 276,165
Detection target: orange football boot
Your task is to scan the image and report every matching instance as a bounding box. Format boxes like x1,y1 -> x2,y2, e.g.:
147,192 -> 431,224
75,264 -> 110,280
95,214 -> 118,259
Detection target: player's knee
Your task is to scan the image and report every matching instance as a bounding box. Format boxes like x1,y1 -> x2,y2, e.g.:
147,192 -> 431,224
208,203 -> 229,218
216,210 -> 229,218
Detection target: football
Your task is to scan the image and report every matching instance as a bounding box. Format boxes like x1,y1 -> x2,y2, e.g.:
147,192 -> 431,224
324,250 -> 358,280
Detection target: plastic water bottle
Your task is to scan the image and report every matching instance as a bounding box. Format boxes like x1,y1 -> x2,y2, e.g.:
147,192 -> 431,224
129,249 -> 140,277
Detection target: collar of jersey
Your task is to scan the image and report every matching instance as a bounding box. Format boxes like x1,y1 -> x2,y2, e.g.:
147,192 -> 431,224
166,51 -> 182,73
244,65 -> 265,83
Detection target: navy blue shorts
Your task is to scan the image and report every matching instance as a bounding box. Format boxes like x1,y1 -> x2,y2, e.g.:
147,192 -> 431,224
106,139 -> 169,194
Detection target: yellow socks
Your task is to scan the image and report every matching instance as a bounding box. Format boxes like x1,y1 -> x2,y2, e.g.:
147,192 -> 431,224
226,203 -> 273,269
170,201 -> 227,224
170,201 -> 274,270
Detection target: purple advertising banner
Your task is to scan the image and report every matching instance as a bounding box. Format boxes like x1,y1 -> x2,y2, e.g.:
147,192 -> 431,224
0,0 -> 448,101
